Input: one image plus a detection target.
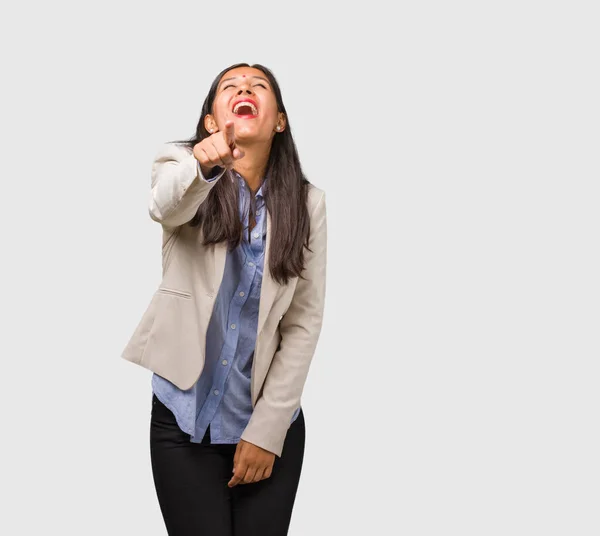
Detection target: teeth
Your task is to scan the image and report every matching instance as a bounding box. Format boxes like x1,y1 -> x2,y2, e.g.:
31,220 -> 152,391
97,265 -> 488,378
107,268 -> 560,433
233,101 -> 258,115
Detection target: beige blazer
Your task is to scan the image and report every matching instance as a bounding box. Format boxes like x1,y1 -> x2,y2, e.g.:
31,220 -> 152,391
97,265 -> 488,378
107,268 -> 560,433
121,142 -> 327,457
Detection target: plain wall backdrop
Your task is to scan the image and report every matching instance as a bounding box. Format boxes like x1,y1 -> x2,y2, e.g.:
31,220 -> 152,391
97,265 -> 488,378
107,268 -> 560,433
0,1 -> 598,534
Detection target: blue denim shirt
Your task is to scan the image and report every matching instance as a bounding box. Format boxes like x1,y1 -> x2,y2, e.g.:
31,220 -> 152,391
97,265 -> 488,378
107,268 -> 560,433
152,169 -> 300,444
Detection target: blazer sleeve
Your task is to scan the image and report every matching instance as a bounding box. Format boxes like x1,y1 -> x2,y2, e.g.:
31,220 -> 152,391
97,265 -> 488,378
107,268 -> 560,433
148,142 -> 226,228
241,190 -> 327,457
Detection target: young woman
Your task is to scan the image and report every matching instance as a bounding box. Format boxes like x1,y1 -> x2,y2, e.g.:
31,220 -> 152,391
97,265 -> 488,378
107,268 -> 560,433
121,62 -> 327,535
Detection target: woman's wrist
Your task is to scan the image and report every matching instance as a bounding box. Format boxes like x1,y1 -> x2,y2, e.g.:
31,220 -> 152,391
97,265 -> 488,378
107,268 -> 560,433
198,161 -> 223,182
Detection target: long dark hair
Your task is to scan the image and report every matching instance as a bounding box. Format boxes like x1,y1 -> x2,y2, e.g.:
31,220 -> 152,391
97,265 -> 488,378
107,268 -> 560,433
170,63 -> 311,286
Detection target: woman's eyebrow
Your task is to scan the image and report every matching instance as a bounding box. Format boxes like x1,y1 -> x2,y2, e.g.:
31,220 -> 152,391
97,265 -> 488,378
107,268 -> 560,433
219,76 -> 270,88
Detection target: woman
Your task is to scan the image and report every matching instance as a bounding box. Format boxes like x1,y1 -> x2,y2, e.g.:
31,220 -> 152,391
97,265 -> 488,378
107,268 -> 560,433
121,62 -> 327,535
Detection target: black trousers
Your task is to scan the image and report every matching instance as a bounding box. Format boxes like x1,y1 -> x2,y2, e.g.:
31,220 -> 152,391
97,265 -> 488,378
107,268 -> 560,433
150,393 -> 305,535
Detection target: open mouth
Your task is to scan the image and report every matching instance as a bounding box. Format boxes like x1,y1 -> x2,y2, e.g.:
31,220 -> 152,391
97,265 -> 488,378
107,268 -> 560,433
232,100 -> 259,117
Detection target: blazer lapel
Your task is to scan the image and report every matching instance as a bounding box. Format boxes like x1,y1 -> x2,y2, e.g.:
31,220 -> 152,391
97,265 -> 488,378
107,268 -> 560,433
212,240 -> 227,296
257,209 -> 278,337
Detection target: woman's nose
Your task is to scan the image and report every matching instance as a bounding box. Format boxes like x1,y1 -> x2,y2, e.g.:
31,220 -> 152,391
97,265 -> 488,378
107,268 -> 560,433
238,80 -> 252,95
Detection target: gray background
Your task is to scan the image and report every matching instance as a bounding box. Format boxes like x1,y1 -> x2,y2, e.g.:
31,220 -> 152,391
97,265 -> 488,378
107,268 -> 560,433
1,0 -> 598,534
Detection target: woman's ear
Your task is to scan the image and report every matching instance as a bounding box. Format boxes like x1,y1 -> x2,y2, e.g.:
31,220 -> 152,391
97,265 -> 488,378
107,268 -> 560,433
204,115 -> 217,133
276,113 -> 287,132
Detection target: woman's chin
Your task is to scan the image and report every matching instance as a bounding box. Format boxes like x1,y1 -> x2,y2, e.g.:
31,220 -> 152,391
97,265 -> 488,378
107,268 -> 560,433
234,126 -> 268,142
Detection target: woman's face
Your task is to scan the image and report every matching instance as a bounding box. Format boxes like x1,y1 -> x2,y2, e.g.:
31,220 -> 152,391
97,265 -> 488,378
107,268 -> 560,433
205,66 -> 285,143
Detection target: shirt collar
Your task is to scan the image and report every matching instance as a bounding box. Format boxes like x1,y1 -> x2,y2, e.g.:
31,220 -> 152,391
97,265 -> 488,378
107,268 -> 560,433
234,171 -> 268,198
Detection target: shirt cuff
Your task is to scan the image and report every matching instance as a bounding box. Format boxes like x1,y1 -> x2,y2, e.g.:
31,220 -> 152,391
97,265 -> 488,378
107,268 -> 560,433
197,160 -> 226,183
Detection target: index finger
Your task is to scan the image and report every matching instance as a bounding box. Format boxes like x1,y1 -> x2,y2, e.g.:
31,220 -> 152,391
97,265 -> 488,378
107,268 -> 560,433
224,120 -> 236,148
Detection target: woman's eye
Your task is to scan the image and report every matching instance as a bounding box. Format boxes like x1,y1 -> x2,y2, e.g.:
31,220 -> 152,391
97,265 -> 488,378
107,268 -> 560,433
223,84 -> 235,90
255,83 -> 267,89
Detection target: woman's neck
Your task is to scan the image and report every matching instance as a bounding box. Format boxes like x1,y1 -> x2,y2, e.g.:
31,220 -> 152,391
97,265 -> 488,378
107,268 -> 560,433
233,141 -> 271,193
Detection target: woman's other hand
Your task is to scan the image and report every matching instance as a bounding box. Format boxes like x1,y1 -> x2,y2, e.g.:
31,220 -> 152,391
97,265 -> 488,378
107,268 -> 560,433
228,439 -> 275,487
193,120 -> 245,177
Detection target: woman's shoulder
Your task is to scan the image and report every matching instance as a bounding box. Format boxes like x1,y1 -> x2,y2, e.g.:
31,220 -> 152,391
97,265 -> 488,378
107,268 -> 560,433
152,141 -> 194,164
306,182 -> 326,213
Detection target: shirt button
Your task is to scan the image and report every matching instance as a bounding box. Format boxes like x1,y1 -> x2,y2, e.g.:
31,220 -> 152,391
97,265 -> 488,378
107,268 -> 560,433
253,232 -> 259,238
213,389 -> 219,395
248,262 -> 254,267
222,359 -> 228,366
230,323 -> 236,329
239,291 -> 245,297
256,210 -> 261,215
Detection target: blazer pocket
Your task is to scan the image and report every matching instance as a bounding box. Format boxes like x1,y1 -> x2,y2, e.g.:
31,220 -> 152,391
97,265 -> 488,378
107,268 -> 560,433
157,287 -> 192,299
